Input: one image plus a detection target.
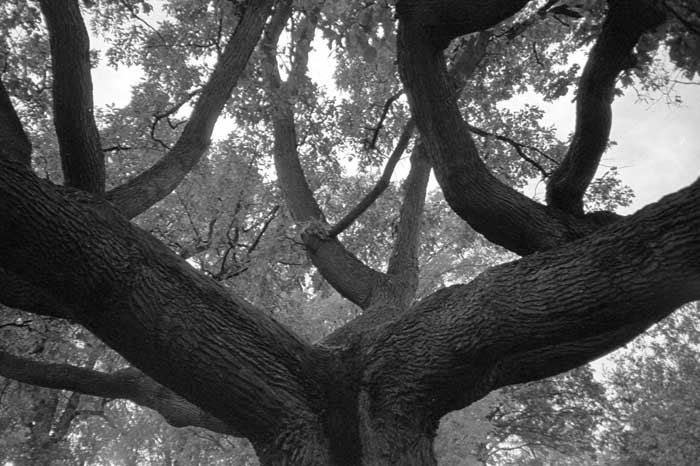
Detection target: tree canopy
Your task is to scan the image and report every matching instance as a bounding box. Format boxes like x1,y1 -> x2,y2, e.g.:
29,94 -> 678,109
0,0 -> 699,465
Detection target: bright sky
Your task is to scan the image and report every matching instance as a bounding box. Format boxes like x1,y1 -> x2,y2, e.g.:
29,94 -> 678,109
90,31 -> 700,216
526,83 -> 700,213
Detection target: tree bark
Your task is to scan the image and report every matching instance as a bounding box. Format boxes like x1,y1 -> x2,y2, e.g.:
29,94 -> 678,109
0,162 -> 325,448
2,158 -> 699,463
395,0 -> 666,256
40,0 -> 105,194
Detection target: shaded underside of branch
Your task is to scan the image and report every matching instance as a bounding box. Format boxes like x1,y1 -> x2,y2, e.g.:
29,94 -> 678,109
0,350 -> 239,436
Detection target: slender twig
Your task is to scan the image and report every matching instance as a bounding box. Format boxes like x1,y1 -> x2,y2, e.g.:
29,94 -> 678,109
150,90 -> 200,149
329,119 -> 416,237
466,123 -> 554,178
119,0 -> 169,47
364,91 -> 404,151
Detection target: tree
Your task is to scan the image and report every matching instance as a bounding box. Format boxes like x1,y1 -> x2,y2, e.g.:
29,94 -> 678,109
602,303 -> 700,466
0,0 -> 699,464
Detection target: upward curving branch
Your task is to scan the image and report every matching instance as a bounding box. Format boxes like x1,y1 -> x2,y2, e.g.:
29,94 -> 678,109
40,0 -> 105,194
396,0 -> 665,256
546,0 -> 666,215
261,2 -> 390,310
106,0 -> 275,219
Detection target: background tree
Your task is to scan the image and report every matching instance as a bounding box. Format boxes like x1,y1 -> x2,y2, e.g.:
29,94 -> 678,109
0,0 -> 699,465
602,303 -> 700,466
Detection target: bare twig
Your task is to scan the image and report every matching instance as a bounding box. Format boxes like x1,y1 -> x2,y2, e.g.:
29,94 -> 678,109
466,123 -> 554,178
364,91 -> 404,151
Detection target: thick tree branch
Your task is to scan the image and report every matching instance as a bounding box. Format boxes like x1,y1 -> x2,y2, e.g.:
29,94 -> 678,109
329,32 -> 487,241
546,0 -> 666,215
488,317 -> 656,389
395,2 -> 636,256
106,0 -> 275,219
385,142 -> 431,308
395,0 -> 530,49
361,176 -> 700,420
0,79 -> 32,169
0,161 -> 326,445
0,350 -> 239,435
40,0 -> 105,194
261,3 -> 389,310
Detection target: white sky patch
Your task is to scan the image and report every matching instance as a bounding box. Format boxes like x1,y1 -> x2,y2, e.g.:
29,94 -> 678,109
509,82 -> 700,213
308,38 -> 338,93
89,31 -> 144,108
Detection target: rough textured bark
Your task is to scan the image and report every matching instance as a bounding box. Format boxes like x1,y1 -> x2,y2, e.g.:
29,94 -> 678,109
385,143 -> 431,309
2,159 -> 699,464
105,0 -> 275,218
40,0 -> 105,194
0,162 -> 325,450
